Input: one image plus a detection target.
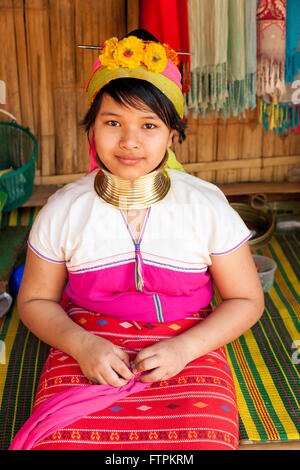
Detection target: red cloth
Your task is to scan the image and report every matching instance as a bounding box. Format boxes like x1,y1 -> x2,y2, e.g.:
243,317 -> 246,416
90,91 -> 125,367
139,0 -> 190,92
22,301 -> 239,450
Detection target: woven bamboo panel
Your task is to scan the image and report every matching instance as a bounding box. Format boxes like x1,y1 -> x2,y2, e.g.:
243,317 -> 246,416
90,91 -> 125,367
173,106 -> 300,185
0,0 -> 299,184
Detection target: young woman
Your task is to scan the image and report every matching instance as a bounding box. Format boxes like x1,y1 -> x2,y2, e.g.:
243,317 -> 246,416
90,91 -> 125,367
13,30 -> 264,450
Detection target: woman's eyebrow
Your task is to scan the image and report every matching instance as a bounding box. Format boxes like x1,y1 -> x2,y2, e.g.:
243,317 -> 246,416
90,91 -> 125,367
99,111 -> 158,119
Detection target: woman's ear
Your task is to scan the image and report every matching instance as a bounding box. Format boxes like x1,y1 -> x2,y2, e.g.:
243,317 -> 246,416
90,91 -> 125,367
168,129 -> 175,147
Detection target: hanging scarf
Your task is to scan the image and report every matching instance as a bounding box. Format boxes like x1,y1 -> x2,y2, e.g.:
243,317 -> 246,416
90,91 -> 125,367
285,0 -> 300,83
185,0 -> 257,119
259,72 -> 300,134
257,0 -> 300,134
139,0 -> 191,93
256,0 -> 286,98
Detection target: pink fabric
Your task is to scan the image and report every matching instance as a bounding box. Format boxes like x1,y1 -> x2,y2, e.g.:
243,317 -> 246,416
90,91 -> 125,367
92,57 -> 182,90
65,265 -> 214,322
88,129 -> 97,173
161,60 -> 182,90
9,374 -> 150,450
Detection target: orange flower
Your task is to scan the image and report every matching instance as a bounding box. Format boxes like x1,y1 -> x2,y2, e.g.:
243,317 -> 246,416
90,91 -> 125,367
163,43 -> 179,66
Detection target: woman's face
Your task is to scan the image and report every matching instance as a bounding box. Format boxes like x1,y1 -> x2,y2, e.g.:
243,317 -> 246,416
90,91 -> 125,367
93,93 -> 174,180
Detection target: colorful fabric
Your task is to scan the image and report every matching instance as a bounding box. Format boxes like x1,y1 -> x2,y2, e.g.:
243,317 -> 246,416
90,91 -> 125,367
18,301 -> 239,450
139,0 -> 191,93
257,1 -> 300,134
256,0 -> 287,98
185,0 -> 257,119
285,0 -> 300,83
259,86 -> 300,134
27,169 -> 251,322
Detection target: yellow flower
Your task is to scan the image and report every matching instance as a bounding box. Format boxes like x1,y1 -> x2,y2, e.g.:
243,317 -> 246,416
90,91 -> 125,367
114,36 -> 144,69
99,37 -> 119,70
143,42 -> 167,73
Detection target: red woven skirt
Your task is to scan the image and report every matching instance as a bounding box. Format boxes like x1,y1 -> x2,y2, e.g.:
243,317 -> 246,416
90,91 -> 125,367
31,302 -> 239,450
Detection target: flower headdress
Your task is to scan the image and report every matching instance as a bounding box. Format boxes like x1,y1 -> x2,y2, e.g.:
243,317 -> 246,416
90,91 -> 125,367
85,35 -> 184,119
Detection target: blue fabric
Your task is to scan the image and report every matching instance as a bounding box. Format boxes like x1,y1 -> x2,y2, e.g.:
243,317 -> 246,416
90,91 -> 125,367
285,0 -> 300,83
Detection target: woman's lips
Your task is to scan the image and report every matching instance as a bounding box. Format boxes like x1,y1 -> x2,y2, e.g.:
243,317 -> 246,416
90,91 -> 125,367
116,156 -> 143,165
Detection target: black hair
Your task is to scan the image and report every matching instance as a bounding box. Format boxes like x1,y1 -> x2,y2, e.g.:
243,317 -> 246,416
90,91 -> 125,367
80,29 -> 187,144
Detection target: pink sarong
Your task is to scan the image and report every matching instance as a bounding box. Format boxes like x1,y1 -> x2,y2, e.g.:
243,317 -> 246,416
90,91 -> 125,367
9,375 -> 149,450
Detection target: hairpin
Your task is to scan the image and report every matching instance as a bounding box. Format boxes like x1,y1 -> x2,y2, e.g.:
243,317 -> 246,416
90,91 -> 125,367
77,45 -> 192,55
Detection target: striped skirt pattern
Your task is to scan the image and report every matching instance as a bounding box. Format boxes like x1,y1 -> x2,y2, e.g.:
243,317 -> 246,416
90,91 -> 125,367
31,301 -> 239,450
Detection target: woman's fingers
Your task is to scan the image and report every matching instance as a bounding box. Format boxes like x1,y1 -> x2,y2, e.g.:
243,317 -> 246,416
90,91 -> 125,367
112,356 -> 135,381
103,365 -> 132,387
113,345 -> 131,367
134,354 -> 158,373
138,366 -> 166,383
91,356 -> 134,387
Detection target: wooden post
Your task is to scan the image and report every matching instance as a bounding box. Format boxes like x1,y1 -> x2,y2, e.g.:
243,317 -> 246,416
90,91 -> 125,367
50,0 -> 77,174
126,0 -> 139,33
12,0 -> 35,132
0,0 -> 22,122
25,0 -> 55,176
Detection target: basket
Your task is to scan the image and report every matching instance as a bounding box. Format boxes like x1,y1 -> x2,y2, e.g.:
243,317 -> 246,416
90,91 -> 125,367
231,195 -> 275,250
0,121 -> 38,212
0,190 -> 7,213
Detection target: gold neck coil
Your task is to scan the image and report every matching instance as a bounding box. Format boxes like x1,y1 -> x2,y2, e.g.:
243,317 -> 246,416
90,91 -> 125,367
94,165 -> 171,210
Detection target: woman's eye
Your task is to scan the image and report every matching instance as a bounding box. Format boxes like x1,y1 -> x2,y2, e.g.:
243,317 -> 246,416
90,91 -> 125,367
143,123 -> 156,129
107,121 -> 120,127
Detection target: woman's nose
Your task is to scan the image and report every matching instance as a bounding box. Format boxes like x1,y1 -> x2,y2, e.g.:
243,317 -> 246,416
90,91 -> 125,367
119,128 -> 140,149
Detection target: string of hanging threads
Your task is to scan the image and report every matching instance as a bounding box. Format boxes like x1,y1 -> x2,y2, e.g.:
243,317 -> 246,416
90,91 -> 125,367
259,96 -> 300,134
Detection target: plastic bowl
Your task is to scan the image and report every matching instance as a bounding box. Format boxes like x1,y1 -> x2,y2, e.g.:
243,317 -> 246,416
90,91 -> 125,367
253,254 -> 277,292
0,292 -> 13,318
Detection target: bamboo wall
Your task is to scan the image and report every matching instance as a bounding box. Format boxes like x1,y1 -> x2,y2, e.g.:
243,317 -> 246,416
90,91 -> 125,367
0,0 -> 299,186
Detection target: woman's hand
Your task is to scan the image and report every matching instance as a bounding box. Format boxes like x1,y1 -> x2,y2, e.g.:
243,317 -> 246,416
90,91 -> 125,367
74,333 -> 135,387
132,337 -> 190,383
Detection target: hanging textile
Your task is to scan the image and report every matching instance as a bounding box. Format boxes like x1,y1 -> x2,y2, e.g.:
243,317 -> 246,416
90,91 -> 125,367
185,0 -> 257,119
285,0 -> 300,83
139,0 -> 191,93
256,0 -> 286,98
258,76 -> 300,134
257,0 -> 300,134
